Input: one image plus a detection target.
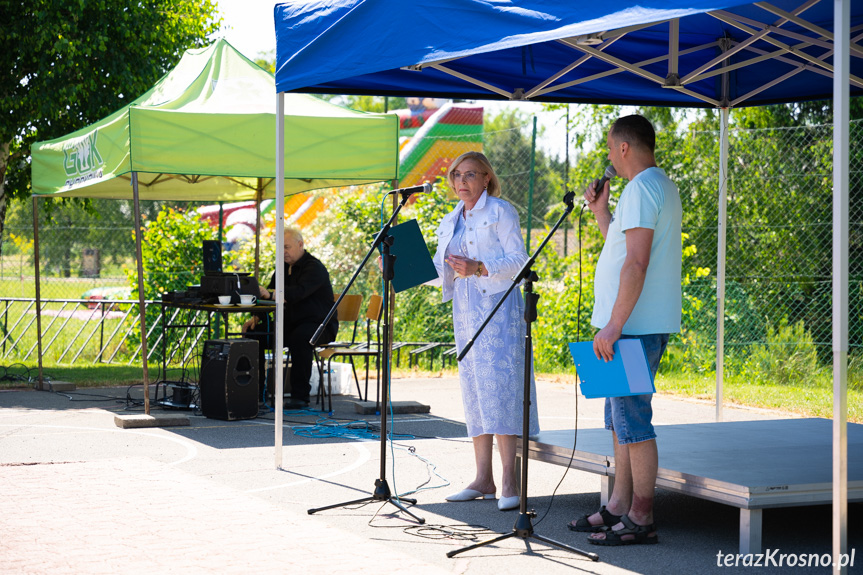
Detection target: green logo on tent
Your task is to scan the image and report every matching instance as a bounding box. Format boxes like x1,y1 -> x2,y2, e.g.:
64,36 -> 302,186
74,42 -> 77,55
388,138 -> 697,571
63,131 -> 104,187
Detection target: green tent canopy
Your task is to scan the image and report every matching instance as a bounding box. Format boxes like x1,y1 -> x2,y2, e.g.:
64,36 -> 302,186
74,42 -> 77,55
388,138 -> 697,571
31,39 -> 398,200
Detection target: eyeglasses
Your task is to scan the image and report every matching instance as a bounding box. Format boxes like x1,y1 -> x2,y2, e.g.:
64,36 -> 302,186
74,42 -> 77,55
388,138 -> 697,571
451,170 -> 485,182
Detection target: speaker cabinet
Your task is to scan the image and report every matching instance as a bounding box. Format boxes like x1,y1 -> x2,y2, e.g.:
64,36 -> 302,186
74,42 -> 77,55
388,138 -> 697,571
199,339 -> 259,420
202,240 -> 222,274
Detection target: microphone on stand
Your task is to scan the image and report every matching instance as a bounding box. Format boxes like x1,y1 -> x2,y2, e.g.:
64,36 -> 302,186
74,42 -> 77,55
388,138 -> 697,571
386,182 -> 433,196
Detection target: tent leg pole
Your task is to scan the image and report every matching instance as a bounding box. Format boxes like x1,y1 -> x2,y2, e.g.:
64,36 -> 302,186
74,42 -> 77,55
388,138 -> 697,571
275,92 -> 286,468
716,107 -> 729,422
132,173 -> 151,415
833,1 -> 849,572
255,179 -> 262,278
32,196 -> 44,391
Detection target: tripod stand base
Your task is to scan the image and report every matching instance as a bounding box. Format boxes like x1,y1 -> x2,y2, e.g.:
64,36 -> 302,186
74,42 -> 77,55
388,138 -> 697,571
446,510 -> 598,561
307,479 -> 425,525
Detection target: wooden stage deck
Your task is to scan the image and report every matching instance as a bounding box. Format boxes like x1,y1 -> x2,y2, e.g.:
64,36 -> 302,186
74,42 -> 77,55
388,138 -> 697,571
516,418 -> 863,553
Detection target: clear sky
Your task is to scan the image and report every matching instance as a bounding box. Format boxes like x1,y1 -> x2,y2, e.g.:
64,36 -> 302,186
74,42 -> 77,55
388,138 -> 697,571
214,0 -> 280,61
211,0 -> 572,160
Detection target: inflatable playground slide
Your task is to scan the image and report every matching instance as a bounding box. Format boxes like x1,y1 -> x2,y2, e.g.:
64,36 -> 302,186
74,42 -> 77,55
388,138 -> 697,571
197,99 -> 484,235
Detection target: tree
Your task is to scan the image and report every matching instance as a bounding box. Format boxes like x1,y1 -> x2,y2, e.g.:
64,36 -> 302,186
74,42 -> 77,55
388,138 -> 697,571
5,196 -> 181,278
123,206 -> 217,359
483,108 -> 566,235
334,95 -> 408,113
1,0 -> 222,256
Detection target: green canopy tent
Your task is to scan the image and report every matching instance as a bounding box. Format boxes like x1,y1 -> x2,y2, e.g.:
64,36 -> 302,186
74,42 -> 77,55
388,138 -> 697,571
32,39 -> 397,200
30,40 -> 398,414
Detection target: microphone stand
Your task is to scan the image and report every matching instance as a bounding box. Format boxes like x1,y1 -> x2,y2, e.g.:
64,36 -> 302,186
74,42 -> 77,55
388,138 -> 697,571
447,191 -> 598,561
307,189 -> 424,525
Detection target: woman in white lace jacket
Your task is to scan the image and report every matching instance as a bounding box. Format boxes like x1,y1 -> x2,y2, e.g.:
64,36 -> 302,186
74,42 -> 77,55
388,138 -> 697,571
427,151 -> 539,512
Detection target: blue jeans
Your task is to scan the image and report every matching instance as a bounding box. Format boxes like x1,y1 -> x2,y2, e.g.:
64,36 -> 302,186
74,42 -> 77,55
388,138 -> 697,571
604,333 -> 669,445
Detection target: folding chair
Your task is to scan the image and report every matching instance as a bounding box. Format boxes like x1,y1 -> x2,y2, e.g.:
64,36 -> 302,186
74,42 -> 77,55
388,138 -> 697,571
316,294 -> 383,411
314,294 -> 363,410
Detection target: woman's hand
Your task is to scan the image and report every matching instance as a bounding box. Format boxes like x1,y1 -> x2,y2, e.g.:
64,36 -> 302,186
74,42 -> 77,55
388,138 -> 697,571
446,255 -> 484,278
258,286 -> 270,300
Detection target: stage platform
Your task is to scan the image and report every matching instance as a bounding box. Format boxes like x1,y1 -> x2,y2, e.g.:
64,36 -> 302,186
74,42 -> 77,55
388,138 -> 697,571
517,418 -> 863,554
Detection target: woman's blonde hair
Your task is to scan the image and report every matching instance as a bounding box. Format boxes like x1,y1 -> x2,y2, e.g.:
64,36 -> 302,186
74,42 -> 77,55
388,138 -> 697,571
447,151 -> 501,197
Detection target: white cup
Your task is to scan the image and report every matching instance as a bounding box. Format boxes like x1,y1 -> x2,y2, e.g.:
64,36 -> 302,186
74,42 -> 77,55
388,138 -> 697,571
217,295 -> 231,305
239,294 -> 256,305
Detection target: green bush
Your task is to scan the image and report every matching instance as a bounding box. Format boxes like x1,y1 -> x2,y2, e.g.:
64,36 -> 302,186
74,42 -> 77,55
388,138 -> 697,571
124,207 -> 217,361
532,236 -> 597,372
302,182 -> 457,344
744,317 -> 821,385
306,185 -> 389,301
227,210 -> 277,285
849,351 -> 863,392
661,328 -> 717,375
125,207 -> 217,300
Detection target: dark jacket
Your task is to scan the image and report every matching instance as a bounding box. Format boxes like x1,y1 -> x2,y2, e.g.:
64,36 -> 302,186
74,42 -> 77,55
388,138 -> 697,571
267,251 -> 339,341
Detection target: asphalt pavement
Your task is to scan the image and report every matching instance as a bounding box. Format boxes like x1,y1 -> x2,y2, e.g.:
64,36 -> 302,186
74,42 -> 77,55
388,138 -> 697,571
0,374 -> 859,574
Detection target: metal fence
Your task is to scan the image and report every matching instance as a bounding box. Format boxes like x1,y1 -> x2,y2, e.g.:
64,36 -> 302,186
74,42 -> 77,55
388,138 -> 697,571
0,297 -> 155,366
2,115 -> 860,380
672,119 -> 862,381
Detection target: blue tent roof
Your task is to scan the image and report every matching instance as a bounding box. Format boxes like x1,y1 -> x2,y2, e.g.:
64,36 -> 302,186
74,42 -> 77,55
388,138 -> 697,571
274,0 -> 863,107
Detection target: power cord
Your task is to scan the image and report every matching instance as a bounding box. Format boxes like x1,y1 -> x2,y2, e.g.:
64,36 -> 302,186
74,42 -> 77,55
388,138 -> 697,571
388,440 -> 450,498
0,363 -> 53,386
293,414 -> 381,440
53,391 -> 121,402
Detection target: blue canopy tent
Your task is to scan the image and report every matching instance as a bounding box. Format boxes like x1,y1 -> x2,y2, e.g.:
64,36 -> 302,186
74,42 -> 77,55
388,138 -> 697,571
271,0 -> 859,561
274,0 -> 862,106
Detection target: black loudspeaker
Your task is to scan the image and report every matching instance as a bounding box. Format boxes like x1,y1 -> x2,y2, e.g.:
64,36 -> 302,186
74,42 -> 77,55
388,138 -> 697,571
199,339 -> 259,420
202,240 -> 222,275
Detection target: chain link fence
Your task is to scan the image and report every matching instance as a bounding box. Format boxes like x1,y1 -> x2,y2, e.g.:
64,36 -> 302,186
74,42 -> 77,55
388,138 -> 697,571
3,199 -> 163,300
671,119 -> 862,385
1,115 -> 860,386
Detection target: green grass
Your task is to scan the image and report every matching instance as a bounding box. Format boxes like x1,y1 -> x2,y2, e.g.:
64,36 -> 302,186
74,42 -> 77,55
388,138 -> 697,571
0,276 -> 130,300
1,361 -> 146,388
392,364 -> 862,423
655,372 -> 863,423
4,338 -> 861,425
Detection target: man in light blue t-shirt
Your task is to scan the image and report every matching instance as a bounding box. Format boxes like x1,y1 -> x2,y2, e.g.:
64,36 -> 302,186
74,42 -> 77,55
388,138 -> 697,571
567,115 -> 681,547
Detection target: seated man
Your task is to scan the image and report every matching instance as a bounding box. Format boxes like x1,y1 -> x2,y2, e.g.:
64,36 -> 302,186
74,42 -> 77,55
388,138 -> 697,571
242,227 -> 339,409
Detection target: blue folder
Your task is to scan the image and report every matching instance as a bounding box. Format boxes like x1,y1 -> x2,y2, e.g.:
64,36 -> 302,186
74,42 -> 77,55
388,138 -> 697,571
568,340 -> 656,399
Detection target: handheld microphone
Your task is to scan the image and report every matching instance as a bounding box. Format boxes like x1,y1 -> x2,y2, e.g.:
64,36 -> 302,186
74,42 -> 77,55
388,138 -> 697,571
594,165 -> 616,199
386,182 -> 433,196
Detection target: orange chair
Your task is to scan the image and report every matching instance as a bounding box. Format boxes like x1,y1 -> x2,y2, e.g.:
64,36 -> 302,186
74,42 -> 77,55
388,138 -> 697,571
315,294 -> 383,411
314,294 -> 363,409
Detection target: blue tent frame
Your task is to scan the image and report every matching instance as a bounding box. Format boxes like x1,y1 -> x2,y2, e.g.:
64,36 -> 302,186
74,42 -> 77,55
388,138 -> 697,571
275,1 -> 863,107
270,0 -> 858,561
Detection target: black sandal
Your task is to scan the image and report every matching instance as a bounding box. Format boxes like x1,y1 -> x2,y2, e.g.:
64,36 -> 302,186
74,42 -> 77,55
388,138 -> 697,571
566,505 -> 622,533
587,514 -> 658,546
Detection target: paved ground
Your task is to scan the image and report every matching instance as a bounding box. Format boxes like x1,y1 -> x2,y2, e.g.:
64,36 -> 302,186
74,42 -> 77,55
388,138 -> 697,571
0,375 -> 859,574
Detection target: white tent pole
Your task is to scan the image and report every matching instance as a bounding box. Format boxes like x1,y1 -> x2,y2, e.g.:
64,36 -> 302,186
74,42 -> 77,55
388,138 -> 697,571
32,196 -> 44,391
833,1 -> 849,572
716,107 -> 729,422
132,172 -> 151,415
274,92 -> 286,468
255,179 -> 263,278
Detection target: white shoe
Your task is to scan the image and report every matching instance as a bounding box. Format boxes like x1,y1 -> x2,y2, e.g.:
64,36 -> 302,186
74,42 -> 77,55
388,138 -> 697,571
445,488 -> 496,502
498,495 -> 520,511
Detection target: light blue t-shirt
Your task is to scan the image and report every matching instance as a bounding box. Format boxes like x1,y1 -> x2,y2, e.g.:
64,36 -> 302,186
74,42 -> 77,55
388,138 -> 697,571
591,166 -> 682,335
